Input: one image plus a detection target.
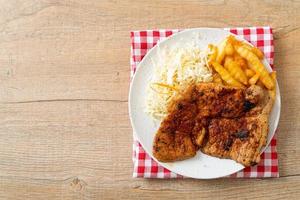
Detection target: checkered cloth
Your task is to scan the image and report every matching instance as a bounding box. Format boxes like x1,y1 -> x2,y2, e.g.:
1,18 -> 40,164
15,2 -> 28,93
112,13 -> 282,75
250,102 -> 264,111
130,27 -> 279,178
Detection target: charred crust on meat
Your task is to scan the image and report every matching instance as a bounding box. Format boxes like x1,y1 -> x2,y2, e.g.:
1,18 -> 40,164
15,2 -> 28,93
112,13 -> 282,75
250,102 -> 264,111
222,107 -> 231,114
234,130 -> 249,140
154,146 -> 160,152
161,141 -> 167,145
250,161 -> 257,166
191,99 -> 197,104
177,103 -> 183,110
190,95 -> 198,103
224,138 -> 233,151
243,100 -> 256,112
251,124 -> 258,130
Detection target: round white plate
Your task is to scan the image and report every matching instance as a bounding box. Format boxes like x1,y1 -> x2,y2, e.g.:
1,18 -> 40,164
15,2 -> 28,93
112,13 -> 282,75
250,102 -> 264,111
129,28 -> 281,179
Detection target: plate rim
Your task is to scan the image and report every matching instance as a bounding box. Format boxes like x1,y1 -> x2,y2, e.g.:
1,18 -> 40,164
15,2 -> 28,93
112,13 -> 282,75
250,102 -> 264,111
128,28 -> 281,179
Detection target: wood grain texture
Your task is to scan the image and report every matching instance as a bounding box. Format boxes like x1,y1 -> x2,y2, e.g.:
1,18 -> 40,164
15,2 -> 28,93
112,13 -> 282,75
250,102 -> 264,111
0,0 -> 299,199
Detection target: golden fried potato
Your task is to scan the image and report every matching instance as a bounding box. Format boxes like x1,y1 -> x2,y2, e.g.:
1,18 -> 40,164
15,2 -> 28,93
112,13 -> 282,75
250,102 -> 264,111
228,34 -> 264,60
224,59 -> 248,85
208,44 -> 218,64
244,68 -> 255,78
225,42 -> 234,56
252,46 -> 264,60
224,56 -> 234,69
235,45 -> 274,89
248,73 -> 260,85
216,39 -> 228,64
270,71 -> 277,80
241,43 -> 264,60
211,61 -> 243,87
227,35 -> 239,45
233,54 -> 248,69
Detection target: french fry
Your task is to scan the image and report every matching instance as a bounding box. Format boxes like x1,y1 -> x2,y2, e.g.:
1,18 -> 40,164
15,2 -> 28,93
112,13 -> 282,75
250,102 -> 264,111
225,42 -> 234,56
242,43 -> 264,60
241,43 -> 252,51
252,46 -> 264,59
270,71 -> 277,80
216,38 -> 228,64
244,68 -> 255,78
228,35 -> 263,60
270,71 -> 277,88
208,44 -> 218,64
235,45 -> 274,89
211,61 -> 244,87
224,56 -> 233,69
226,60 -> 248,85
233,54 -> 248,69
249,73 -> 260,85
227,35 -> 239,46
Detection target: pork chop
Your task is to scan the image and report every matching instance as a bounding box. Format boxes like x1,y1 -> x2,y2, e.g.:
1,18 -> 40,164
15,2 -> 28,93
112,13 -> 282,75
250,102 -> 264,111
201,115 -> 268,166
152,83 -> 274,166
202,85 -> 273,165
153,85 -> 198,162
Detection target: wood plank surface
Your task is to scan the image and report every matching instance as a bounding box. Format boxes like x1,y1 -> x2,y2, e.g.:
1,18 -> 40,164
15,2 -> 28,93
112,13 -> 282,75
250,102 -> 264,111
0,0 -> 299,199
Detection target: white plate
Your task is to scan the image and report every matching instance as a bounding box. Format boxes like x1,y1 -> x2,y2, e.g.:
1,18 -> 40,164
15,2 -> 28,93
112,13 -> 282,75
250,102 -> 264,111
129,28 -> 281,179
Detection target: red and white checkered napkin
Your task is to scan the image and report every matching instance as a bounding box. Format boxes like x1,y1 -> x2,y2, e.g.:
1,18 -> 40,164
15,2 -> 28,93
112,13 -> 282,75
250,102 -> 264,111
130,27 -> 279,178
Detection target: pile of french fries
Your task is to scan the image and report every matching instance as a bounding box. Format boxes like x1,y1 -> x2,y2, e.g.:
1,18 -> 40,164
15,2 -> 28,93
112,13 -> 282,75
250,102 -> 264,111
208,35 -> 276,99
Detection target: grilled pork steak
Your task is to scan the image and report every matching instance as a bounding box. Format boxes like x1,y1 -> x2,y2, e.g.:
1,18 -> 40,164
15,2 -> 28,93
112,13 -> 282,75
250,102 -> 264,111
153,83 -> 273,166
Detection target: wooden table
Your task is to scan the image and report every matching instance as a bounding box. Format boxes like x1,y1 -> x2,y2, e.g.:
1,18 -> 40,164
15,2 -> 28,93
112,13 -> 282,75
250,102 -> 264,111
0,1 -> 299,199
